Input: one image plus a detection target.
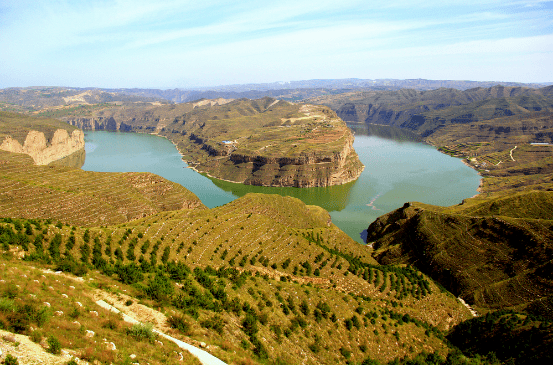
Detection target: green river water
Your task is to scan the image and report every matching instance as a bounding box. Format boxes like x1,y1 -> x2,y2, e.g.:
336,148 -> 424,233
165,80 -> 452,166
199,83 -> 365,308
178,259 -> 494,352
82,127 -> 481,244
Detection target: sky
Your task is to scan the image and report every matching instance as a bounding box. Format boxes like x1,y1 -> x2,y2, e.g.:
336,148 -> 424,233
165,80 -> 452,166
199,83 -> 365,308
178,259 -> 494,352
0,0 -> 552,88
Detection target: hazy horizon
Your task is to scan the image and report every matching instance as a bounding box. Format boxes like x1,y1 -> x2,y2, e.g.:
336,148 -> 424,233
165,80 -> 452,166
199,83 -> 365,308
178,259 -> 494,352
1,77 -> 552,92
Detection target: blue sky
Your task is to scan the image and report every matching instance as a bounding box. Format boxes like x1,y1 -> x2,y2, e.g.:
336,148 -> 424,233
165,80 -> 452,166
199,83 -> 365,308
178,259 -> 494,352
0,0 -> 552,88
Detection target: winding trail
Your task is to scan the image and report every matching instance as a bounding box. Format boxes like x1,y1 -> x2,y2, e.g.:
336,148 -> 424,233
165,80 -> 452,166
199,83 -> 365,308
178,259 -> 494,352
509,145 -> 517,161
95,300 -> 226,365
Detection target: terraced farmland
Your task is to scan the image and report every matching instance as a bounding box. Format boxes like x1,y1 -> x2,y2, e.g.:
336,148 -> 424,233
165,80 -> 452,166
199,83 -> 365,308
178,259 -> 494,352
0,203 -> 472,364
0,150 -> 205,226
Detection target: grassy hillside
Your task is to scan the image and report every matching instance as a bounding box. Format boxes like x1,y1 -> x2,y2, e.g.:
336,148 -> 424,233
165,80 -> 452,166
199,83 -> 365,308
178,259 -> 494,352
0,150 -> 205,226
367,194 -> 552,314
0,193 -> 474,364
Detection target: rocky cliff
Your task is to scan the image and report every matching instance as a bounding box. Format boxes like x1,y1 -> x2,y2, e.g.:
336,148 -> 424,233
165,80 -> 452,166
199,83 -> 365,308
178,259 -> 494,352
187,127 -> 363,187
66,116 -> 135,131
0,128 -> 85,165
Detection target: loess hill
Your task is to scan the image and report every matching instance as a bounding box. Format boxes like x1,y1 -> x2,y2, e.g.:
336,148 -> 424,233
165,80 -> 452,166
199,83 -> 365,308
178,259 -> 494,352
310,85 -> 552,138
59,97 -> 365,188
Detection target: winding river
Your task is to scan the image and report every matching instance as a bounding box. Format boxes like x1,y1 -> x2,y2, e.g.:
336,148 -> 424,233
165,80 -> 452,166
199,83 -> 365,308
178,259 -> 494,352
82,126 -> 481,243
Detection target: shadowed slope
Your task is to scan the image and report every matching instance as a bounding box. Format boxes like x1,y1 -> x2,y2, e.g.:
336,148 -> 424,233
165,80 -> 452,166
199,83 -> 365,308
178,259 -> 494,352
367,195 -> 552,314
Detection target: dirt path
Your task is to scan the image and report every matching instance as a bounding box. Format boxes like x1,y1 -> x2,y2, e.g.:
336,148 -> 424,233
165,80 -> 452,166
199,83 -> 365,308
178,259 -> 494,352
95,300 -> 226,365
509,145 -> 517,161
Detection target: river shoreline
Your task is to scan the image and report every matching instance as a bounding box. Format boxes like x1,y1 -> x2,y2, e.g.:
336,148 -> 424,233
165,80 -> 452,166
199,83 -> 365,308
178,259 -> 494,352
83,129 -> 482,244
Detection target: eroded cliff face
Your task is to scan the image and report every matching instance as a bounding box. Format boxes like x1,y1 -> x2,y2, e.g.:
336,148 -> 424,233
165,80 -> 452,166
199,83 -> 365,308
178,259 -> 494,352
0,129 -> 85,165
66,117 -> 135,132
190,129 -> 364,187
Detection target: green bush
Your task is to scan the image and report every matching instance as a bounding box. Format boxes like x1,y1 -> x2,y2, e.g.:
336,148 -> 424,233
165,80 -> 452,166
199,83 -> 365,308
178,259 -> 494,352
116,263 -> 144,285
0,298 -> 16,312
340,347 -> 351,359
101,319 -> 119,330
145,272 -> 174,302
126,323 -> 155,342
47,335 -> 61,354
167,315 -> 191,335
68,307 -> 81,320
30,329 -> 43,343
2,354 -> 18,365
200,315 -> 225,334
3,284 -> 18,299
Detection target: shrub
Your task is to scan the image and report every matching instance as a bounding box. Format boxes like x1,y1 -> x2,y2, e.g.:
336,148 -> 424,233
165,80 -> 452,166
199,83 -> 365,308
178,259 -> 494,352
68,307 -> 81,320
300,300 -> 309,315
0,298 -> 16,312
344,318 -> 353,330
126,323 -> 155,342
3,284 -> 18,299
340,347 -> 351,359
242,313 -> 258,337
2,354 -> 18,365
30,330 -> 43,343
56,258 -> 88,277
200,315 -> 225,334
167,315 -> 191,335
145,272 -> 174,302
47,335 -> 61,354
116,263 -> 144,285
101,319 -> 119,330
125,300 -> 133,306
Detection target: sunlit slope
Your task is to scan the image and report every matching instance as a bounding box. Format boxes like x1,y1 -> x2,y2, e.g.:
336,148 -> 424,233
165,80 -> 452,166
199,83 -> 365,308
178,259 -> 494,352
159,98 -> 364,187
0,193 -> 475,364
367,194 -> 553,315
0,150 -> 206,226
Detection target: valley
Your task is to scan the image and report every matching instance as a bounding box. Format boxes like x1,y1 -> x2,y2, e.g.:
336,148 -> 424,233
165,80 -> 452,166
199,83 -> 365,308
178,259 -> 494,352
0,82 -> 551,365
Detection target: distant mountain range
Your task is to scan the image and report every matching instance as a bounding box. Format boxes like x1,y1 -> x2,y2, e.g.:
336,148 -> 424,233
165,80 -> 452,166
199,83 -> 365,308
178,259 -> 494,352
103,78 -> 552,103
2,78 -> 549,107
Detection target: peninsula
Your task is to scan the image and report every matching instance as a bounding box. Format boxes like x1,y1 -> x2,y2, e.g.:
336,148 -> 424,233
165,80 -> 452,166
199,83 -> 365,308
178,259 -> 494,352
62,97 -> 364,188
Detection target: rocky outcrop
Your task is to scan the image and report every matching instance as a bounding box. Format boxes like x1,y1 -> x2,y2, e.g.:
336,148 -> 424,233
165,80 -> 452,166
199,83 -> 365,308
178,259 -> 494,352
0,129 -> 85,165
66,117 -> 134,132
